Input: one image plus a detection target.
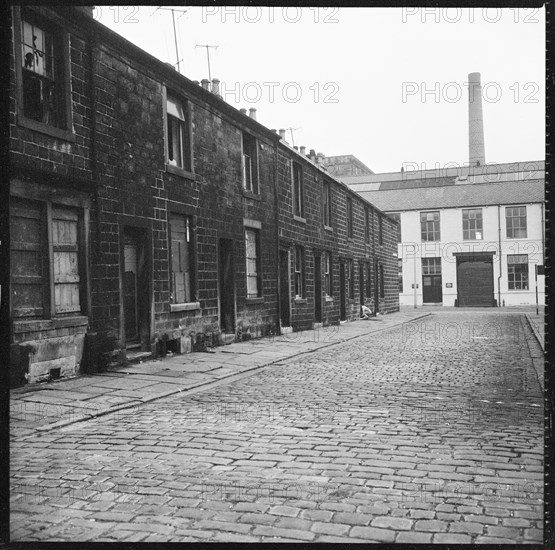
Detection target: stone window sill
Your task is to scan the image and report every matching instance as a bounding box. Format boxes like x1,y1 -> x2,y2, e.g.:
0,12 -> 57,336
293,215 -> 307,224
17,115 -> 76,142
294,297 -> 307,304
242,189 -> 261,201
325,296 -> 334,302
246,297 -> 264,304
324,225 -> 333,232
13,316 -> 88,333
170,301 -> 200,312
166,163 -> 196,181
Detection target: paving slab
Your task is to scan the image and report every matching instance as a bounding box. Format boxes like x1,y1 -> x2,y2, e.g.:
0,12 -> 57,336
11,310 -> 432,437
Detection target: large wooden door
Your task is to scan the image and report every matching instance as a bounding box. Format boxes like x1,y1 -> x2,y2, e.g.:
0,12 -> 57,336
456,254 -> 495,306
219,238 -> 235,332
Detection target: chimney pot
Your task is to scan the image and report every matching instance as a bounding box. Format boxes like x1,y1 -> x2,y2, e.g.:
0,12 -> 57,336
249,108 -> 257,121
300,146 -> 306,155
211,78 -> 220,96
309,149 -> 316,161
193,80 -> 200,85
201,79 -> 210,91
240,108 -> 247,115
468,72 -> 486,167
279,128 -> 286,140
293,146 -> 299,151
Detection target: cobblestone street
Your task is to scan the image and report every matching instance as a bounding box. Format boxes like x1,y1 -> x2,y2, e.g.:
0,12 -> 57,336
11,311 -> 544,543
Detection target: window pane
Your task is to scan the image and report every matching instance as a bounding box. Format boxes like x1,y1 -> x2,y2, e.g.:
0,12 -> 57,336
167,96 -> 185,119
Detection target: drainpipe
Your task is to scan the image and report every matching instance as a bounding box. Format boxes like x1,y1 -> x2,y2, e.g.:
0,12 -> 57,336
497,204 -> 502,307
541,202 -> 545,265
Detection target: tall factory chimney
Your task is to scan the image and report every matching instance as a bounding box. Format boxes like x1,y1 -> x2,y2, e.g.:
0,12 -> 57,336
468,72 -> 486,167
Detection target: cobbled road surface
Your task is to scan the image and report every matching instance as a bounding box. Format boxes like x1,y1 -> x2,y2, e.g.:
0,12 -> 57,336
11,312 -> 544,543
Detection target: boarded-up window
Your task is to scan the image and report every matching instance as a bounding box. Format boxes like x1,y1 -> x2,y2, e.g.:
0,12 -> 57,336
10,198 -> 84,318
52,207 -> 81,313
10,199 -> 47,317
245,228 -> 261,298
170,215 -> 194,303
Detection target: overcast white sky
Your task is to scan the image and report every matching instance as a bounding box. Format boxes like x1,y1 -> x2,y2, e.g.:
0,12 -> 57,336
94,6 -> 545,173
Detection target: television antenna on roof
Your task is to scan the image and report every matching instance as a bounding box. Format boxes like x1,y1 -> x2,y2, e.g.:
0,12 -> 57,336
287,127 -> 301,147
151,7 -> 189,73
195,44 -> 219,83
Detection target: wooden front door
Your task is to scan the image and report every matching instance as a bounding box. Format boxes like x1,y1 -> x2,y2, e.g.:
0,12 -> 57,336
123,228 -> 149,349
339,262 -> 346,321
359,261 -> 365,307
219,238 -> 235,332
422,257 -> 443,304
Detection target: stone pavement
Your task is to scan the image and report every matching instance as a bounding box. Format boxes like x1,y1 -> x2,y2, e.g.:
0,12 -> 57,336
10,310 -> 544,543
11,309 -> 430,439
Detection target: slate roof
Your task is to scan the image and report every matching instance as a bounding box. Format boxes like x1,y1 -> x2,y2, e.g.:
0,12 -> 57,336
356,178 -> 544,212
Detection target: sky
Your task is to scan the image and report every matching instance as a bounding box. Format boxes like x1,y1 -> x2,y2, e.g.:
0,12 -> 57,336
94,6 -> 545,173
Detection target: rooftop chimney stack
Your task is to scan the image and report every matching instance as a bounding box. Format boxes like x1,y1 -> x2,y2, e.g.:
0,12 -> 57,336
201,79 -> 210,91
279,129 -> 286,140
468,72 -> 486,167
300,146 -> 306,156
211,78 -> 221,97
249,108 -> 257,121
309,149 -> 316,162
240,108 -> 247,115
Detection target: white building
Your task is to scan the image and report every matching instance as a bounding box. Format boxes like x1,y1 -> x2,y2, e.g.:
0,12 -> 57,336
340,161 -> 545,307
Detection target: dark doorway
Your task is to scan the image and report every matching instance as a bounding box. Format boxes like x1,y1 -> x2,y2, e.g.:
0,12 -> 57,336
279,249 -> 290,327
359,261 -> 365,307
339,262 -> 346,321
314,254 -> 322,323
219,238 -> 235,332
373,258 -> 380,313
123,228 -> 150,350
422,257 -> 443,304
456,253 -> 495,306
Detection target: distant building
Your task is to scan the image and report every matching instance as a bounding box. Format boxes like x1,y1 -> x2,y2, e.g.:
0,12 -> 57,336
319,155 -> 374,177
340,161 -> 545,307
338,72 -> 545,308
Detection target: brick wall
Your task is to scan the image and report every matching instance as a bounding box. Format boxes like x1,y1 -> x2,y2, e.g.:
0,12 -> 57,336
9,6 -> 397,386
